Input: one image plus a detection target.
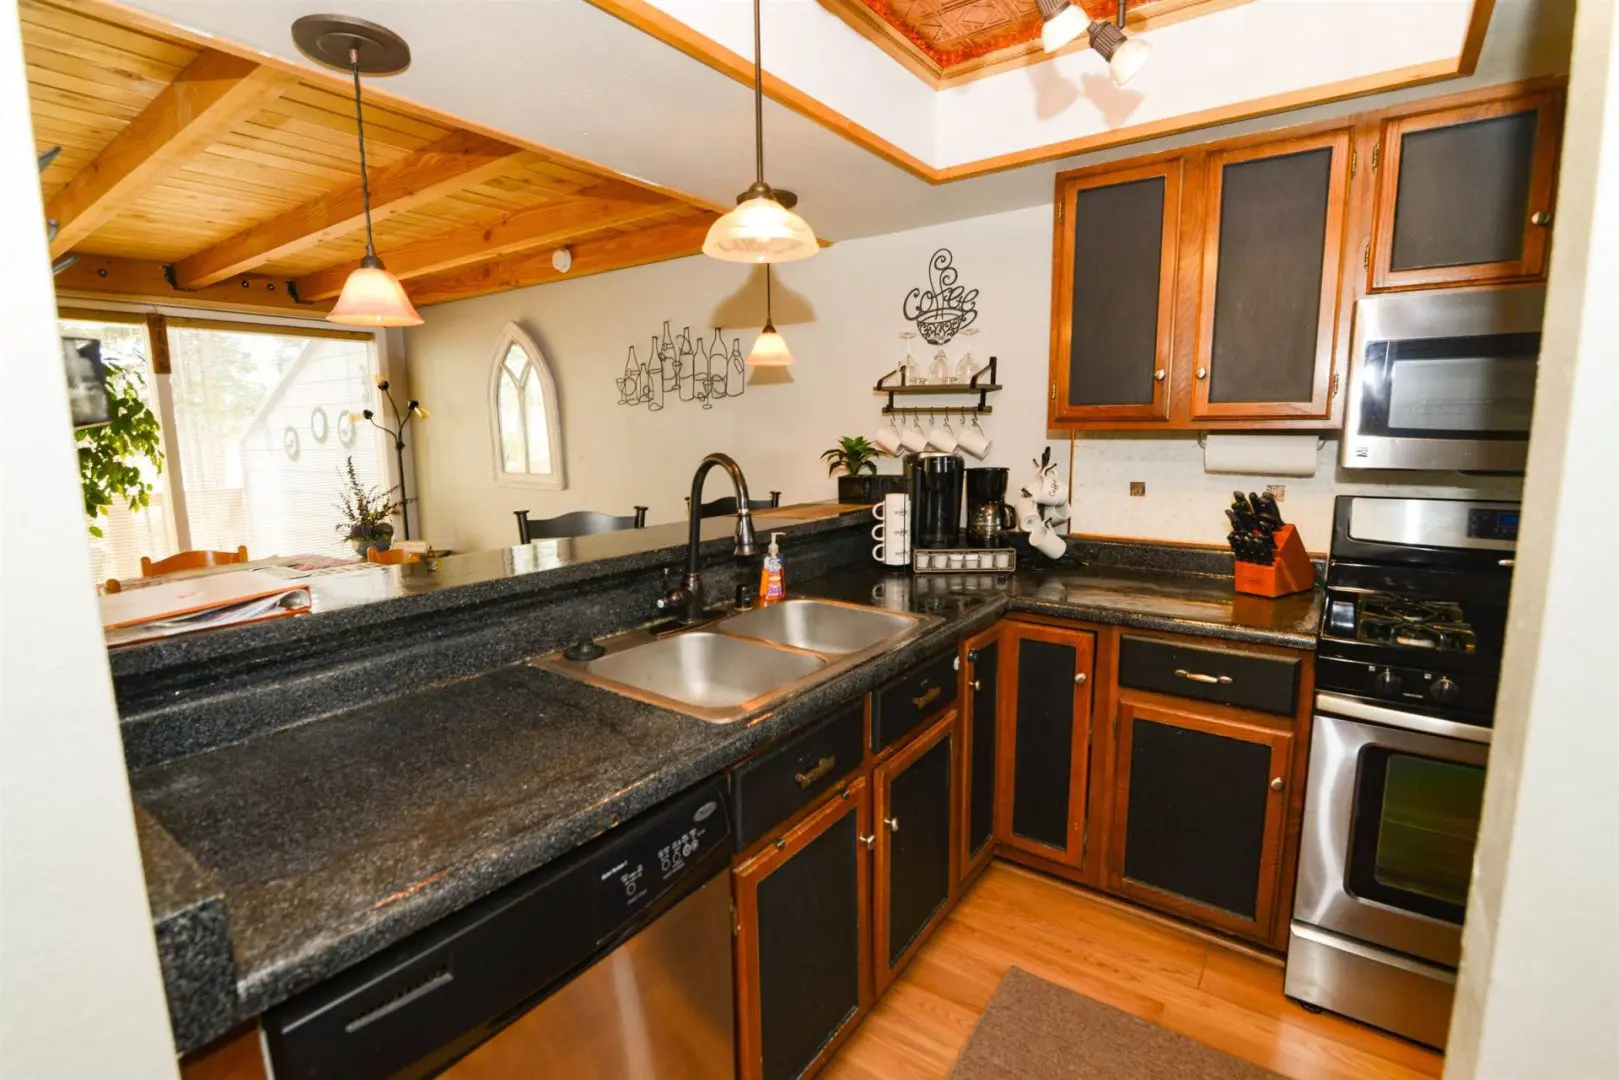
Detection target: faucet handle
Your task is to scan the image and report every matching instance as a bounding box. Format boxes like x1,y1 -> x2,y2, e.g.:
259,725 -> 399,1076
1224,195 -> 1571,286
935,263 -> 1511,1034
656,567 -> 689,612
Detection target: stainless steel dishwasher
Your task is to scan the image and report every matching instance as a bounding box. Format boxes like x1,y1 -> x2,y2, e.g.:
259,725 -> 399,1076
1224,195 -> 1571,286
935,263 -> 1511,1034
264,779 -> 735,1079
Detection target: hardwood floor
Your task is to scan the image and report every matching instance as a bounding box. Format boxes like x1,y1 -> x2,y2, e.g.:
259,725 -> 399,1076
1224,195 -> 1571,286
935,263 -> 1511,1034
822,862 -> 1443,1080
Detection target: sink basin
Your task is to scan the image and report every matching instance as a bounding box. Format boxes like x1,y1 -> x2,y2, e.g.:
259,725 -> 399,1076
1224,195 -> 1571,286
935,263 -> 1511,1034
718,599 -> 922,655
579,632 -> 825,718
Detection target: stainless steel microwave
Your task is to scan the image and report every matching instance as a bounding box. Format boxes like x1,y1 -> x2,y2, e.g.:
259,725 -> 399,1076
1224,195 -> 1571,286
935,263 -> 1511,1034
1342,285 -> 1546,471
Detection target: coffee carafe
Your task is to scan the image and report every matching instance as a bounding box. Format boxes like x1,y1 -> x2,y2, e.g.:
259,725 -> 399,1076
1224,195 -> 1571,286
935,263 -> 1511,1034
965,467 -> 1016,546
905,452 -> 963,548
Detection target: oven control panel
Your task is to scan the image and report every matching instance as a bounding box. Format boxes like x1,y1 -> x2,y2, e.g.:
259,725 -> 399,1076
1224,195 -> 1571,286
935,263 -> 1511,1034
1316,657 -> 1497,720
1467,507 -> 1520,543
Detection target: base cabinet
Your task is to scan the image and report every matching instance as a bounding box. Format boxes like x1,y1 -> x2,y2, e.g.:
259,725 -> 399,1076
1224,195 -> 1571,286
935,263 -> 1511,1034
958,630 -> 1000,882
874,711 -> 958,994
1107,700 -> 1294,942
997,624 -> 1095,867
734,779 -> 871,1080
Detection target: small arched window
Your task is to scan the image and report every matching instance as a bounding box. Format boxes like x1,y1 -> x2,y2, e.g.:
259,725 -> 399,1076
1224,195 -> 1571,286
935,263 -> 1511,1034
490,323 -> 566,489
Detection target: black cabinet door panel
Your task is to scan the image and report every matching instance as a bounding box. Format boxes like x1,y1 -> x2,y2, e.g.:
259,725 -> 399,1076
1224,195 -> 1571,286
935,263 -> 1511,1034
1391,109 -> 1538,272
756,805 -> 861,1080
1122,717 -> 1271,918
1070,176 -> 1166,408
885,734 -> 953,966
1011,638 -> 1075,850
967,640 -> 999,861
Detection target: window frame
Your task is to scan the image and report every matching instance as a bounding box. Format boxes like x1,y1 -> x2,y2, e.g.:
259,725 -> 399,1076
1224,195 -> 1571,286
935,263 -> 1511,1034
488,321 -> 567,491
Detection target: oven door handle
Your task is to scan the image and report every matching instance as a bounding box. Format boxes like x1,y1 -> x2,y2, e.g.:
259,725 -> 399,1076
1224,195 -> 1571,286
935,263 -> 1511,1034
1314,692 -> 1492,744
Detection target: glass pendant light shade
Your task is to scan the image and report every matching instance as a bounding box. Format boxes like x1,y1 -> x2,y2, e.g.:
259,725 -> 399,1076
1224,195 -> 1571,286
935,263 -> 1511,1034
329,256 -> 423,327
704,194 -> 818,264
1039,2 -> 1088,52
1109,36 -> 1151,84
747,323 -> 794,366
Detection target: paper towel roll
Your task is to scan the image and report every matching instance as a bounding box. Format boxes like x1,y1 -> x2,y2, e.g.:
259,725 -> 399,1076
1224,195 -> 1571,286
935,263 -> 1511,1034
1202,434 -> 1319,477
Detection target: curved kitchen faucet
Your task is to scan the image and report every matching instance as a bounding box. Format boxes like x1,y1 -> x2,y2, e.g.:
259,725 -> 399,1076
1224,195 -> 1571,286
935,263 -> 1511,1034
658,453 -> 759,624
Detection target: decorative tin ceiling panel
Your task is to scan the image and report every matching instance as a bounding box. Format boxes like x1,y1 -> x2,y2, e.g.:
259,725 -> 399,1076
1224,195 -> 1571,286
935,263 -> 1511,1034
860,0 -> 1119,67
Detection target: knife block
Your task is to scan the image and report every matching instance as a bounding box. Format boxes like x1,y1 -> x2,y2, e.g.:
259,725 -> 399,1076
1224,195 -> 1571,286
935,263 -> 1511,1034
1234,524 -> 1315,598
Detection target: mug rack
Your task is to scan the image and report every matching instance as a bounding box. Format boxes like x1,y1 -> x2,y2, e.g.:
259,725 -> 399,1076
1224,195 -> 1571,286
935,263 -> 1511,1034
875,356 -> 1000,416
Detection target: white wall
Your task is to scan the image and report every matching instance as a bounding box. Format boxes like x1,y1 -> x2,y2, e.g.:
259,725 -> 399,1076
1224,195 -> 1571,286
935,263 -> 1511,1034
0,2 -> 178,1074
408,205 -> 1515,554
1446,0 -> 1619,1074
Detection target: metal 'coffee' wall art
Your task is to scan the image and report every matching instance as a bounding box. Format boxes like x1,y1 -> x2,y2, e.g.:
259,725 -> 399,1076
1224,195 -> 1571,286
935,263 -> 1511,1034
616,322 -> 747,411
902,248 -> 979,345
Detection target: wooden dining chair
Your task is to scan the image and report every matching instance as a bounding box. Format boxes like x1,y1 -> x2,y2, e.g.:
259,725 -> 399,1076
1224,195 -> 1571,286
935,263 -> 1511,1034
687,491 -> 782,519
140,546 -> 249,577
366,546 -> 419,565
514,507 -> 648,543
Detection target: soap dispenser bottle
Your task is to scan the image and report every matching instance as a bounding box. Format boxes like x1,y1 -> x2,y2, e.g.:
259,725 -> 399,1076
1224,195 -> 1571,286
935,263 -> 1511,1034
759,532 -> 787,604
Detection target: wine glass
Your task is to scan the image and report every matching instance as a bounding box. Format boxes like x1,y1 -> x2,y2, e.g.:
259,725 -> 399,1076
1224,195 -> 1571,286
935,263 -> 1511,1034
953,328 -> 982,383
899,331 -> 923,385
928,347 -> 952,384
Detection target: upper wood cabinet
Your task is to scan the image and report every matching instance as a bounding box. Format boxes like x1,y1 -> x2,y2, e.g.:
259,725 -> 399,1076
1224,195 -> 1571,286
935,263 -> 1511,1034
1048,80 -> 1566,432
1371,91 -> 1563,290
1050,160 -> 1180,424
1191,131 -> 1349,422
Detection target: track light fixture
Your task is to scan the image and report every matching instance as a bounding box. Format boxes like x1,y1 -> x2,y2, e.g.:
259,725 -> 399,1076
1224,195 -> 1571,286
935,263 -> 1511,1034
1038,0 -> 1152,85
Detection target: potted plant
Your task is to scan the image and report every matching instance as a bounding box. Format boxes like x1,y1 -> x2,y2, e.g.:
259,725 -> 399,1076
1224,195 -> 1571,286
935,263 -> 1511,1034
336,456 -> 401,556
822,436 -> 883,504
78,362 -> 163,538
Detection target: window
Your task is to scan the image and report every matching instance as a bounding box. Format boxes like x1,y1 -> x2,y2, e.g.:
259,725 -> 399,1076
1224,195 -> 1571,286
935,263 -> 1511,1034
491,322 -> 565,489
62,311 -> 392,582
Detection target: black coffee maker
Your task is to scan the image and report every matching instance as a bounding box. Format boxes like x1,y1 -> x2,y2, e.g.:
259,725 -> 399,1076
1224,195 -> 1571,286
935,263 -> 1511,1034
905,453 -> 963,548
966,467 -> 1015,546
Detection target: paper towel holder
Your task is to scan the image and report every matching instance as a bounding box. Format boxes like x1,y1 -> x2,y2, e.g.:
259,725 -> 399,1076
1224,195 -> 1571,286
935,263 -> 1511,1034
1198,432 -> 1325,477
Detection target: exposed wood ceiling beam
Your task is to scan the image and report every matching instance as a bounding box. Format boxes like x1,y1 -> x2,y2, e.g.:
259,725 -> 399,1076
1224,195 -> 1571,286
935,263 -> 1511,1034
408,215 -> 716,307
292,182 -> 675,301
45,51 -> 296,258
169,130 -> 530,289
52,255 -> 330,316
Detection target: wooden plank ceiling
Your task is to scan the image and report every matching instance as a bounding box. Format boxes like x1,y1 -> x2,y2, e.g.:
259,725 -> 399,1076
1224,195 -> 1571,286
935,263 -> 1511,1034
23,0 -> 716,314
821,0 -> 1248,87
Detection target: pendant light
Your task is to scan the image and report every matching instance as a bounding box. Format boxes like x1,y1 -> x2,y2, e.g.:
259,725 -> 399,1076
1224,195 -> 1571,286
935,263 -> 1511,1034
747,267 -> 793,366
704,0 -> 818,264
292,16 -> 423,327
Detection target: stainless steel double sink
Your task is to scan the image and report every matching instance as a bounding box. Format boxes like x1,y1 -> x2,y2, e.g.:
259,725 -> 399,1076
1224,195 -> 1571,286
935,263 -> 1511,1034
533,598 -> 937,723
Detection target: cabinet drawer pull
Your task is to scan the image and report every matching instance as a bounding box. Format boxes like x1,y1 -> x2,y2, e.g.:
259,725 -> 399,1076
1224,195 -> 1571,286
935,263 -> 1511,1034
884,816 -> 900,833
858,833 -> 875,850
912,685 -> 942,711
1270,776 -> 1285,792
794,756 -> 837,789
1175,668 -> 1232,685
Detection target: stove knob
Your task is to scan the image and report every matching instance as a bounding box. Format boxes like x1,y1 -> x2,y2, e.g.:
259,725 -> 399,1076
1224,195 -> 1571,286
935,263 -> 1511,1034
1373,668 -> 1402,698
1430,677 -> 1460,705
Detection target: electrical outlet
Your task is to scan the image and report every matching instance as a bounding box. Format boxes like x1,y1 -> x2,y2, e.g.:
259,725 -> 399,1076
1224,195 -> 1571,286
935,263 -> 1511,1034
1265,484 -> 1286,501
1129,482 -> 1146,497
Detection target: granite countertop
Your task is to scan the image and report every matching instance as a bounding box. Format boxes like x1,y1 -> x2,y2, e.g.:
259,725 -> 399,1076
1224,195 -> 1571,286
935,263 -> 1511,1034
133,557 -> 1321,1050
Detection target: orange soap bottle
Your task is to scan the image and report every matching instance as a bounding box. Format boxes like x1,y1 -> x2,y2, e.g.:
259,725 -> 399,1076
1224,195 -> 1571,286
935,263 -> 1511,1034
759,532 -> 787,604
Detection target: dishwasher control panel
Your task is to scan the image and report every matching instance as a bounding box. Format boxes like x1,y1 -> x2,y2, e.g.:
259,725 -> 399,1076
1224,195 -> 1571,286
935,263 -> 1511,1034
591,780 -> 730,939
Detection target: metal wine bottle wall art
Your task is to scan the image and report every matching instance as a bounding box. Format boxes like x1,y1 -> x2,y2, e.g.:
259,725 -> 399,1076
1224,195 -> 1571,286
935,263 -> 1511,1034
902,248 -> 979,345
616,322 -> 747,412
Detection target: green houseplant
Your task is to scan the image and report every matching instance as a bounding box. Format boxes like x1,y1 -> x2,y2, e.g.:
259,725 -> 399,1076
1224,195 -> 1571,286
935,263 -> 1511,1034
79,363 -> 163,538
336,456 -> 401,555
822,435 -> 885,504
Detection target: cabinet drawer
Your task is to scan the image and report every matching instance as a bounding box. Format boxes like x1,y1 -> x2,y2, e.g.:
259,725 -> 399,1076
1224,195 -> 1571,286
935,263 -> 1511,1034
733,701 -> 864,849
871,652 -> 958,753
1118,635 -> 1299,716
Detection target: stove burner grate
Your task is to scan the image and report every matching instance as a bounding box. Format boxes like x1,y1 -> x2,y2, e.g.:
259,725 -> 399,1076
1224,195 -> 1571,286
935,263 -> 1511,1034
1354,596 -> 1477,653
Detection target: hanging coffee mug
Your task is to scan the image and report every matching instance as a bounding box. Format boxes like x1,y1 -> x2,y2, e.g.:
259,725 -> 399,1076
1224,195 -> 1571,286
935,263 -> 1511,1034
957,416 -> 991,459
926,413 -> 958,453
900,416 -> 929,453
874,417 -> 904,456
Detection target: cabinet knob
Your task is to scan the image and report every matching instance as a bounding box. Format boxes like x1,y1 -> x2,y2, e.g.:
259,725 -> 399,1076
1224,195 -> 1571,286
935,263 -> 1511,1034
858,833 -> 875,850
1153,369 -> 1166,382
1270,777 -> 1285,792
884,816 -> 900,833
953,655 -> 961,672
1074,672 -> 1087,685
1531,210 -> 1552,226
971,679 -> 982,690
1195,368 -> 1208,380
967,649 -> 979,664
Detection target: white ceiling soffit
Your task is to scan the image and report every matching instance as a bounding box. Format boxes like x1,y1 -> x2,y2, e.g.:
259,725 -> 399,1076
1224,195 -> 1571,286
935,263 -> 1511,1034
120,0 -> 1569,242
